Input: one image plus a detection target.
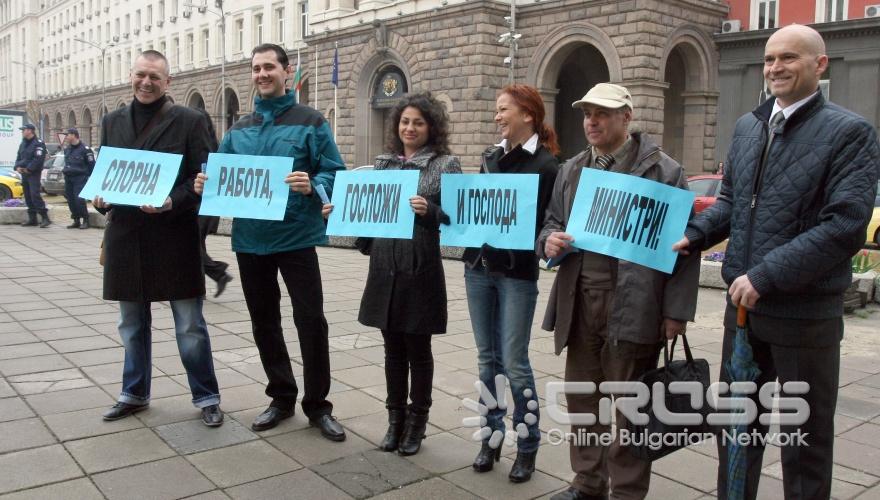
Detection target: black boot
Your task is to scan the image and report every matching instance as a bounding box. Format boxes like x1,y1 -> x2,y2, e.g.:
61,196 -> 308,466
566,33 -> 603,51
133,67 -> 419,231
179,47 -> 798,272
472,441 -> 502,472
397,412 -> 428,456
67,218 -> 81,229
379,409 -> 406,452
80,217 -> 90,229
508,449 -> 537,483
39,213 -> 51,228
21,213 -> 38,226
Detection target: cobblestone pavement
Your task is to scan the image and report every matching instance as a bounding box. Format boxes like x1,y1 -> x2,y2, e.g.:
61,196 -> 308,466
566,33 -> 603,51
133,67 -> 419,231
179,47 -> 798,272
1,224 -> 879,500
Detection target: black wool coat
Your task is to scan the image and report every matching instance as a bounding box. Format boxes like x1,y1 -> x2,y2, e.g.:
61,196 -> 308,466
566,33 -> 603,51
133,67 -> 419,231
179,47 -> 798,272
357,149 -> 462,335
99,101 -> 214,302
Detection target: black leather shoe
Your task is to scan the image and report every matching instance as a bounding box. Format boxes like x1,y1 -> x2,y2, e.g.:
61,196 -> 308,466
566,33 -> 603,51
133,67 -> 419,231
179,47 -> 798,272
397,412 -> 428,456
80,218 -> 90,229
549,487 -> 608,500
201,404 -> 223,427
472,441 -> 502,472
379,409 -> 406,451
66,218 -> 80,229
251,407 -> 293,432
102,402 -> 148,421
214,273 -> 233,298
508,449 -> 537,483
310,414 -> 346,442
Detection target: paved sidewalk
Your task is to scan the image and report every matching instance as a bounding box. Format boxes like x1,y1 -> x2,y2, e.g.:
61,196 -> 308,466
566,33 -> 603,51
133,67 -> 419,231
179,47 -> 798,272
1,224 -> 879,500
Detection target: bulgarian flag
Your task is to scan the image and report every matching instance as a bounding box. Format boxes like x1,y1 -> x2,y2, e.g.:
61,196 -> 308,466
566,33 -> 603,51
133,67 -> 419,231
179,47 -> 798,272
292,52 -> 303,93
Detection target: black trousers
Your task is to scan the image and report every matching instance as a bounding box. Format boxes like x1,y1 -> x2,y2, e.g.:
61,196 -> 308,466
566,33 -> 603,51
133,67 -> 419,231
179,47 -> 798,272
198,216 -> 228,282
22,173 -> 46,215
236,247 -> 332,418
716,306 -> 841,500
64,174 -> 89,219
382,330 -> 433,416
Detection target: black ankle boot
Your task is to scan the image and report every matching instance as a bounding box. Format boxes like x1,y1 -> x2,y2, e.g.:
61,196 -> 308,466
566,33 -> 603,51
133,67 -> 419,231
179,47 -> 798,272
472,441 -> 502,472
67,218 -> 80,229
397,412 -> 428,456
379,409 -> 406,452
508,449 -> 537,483
38,213 -> 51,228
21,213 -> 38,226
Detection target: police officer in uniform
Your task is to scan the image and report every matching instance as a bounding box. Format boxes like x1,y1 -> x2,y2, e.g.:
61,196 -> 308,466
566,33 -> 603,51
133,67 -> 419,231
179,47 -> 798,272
15,124 -> 50,228
62,127 -> 96,229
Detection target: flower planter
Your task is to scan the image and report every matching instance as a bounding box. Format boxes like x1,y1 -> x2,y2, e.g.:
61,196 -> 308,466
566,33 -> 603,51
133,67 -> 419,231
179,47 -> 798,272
699,260 -> 726,289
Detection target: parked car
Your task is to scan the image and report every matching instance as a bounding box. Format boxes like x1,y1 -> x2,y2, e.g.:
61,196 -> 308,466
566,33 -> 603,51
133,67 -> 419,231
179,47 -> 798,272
686,174 -> 722,213
867,181 -> 880,247
42,153 -> 66,196
0,167 -> 24,201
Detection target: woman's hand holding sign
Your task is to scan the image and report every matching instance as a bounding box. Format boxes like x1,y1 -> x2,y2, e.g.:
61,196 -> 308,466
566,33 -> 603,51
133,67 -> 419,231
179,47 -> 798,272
410,196 -> 428,216
545,232 -> 574,259
286,171 -> 312,195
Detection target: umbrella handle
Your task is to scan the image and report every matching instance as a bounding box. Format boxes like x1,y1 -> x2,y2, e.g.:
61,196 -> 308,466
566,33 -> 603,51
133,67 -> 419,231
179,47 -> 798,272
736,305 -> 748,329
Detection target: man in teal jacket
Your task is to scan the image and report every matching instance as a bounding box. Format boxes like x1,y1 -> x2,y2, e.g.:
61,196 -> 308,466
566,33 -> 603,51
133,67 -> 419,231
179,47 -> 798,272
196,43 -> 346,440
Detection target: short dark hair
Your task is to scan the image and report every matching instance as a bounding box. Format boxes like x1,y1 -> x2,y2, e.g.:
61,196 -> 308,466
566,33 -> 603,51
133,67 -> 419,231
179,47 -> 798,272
385,91 -> 451,156
137,50 -> 170,75
251,44 -> 289,68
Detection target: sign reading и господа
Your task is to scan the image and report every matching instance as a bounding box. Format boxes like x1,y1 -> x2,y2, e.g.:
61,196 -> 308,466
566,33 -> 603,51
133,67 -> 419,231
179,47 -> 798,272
78,146 -> 182,207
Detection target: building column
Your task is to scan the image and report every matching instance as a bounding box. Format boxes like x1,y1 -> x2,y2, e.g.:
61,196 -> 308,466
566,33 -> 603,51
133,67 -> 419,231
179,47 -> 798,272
539,87 -> 559,133
619,78 -> 669,139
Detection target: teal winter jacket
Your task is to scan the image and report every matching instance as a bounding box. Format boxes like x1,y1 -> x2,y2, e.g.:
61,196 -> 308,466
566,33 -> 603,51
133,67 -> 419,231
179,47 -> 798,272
219,91 -> 345,254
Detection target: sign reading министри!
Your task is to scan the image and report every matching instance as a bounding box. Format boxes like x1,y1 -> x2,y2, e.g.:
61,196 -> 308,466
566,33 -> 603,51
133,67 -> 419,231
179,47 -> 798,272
440,173 -> 539,250
325,169 -> 420,239
198,153 -> 294,221
78,146 -> 182,207
566,169 -> 695,274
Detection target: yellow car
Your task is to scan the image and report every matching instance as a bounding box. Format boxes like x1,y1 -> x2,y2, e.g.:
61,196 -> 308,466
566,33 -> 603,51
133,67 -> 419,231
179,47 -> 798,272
0,167 -> 24,202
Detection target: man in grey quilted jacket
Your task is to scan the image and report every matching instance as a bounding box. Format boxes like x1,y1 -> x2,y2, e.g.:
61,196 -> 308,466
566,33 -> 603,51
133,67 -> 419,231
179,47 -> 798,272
674,24 -> 880,500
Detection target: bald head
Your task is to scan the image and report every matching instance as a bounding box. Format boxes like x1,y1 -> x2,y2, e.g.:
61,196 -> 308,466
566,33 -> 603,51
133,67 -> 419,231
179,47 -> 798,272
763,24 -> 829,108
768,24 -> 826,57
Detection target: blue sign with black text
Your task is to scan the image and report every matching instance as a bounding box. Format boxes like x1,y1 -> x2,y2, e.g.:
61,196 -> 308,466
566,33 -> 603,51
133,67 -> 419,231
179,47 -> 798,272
199,153 -> 294,220
566,169 -> 694,273
440,173 -> 539,250
78,146 -> 182,207
326,169 -> 420,239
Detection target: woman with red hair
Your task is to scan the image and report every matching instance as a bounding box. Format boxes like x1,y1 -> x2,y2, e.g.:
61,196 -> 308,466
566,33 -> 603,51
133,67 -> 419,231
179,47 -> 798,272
462,84 -> 560,483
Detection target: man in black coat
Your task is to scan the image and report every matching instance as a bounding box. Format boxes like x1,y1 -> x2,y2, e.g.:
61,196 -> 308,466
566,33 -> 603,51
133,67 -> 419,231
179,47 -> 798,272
15,123 -> 50,228
93,50 -> 223,427
61,127 -> 95,229
674,25 -> 880,499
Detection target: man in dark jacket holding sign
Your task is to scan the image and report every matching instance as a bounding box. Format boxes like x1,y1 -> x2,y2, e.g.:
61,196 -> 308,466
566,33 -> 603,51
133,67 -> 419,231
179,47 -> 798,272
93,50 -> 223,427
539,83 -> 699,500
674,25 -> 880,500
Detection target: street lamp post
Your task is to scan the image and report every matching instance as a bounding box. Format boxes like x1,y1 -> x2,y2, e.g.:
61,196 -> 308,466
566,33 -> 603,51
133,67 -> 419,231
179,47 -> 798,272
498,0 -> 521,85
11,60 -> 42,136
73,38 -> 113,130
184,1 -> 227,135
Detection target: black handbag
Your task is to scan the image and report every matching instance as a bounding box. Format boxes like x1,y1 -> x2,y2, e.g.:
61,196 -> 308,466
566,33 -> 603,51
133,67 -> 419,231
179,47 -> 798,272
626,334 -> 713,461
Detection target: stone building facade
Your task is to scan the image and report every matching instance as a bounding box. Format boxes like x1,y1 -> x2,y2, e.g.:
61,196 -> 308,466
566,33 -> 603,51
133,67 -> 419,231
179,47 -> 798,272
36,0 -> 727,173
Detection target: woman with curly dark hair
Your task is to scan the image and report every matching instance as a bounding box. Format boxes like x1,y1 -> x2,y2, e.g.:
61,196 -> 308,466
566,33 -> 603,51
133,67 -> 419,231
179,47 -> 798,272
462,84 -> 560,483
324,91 -> 460,456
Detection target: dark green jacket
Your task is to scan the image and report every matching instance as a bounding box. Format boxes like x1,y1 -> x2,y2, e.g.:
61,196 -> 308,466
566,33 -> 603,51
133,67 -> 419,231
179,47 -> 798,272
220,91 -> 345,254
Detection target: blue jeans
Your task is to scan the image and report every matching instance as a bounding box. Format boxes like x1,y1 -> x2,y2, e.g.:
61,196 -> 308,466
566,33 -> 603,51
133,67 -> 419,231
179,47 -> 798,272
464,267 -> 540,452
117,298 -> 220,408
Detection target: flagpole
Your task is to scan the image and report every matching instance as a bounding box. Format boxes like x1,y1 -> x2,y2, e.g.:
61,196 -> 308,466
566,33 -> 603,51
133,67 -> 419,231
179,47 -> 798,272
333,41 -> 338,138
314,46 -> 319,110
296,48 -> 301,104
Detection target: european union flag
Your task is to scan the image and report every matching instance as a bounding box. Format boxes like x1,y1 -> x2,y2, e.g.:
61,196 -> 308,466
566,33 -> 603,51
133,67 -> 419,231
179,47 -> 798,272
331,47 -> 339,87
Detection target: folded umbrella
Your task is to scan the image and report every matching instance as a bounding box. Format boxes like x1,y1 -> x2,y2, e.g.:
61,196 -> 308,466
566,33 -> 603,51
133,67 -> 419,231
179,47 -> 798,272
726,305 -> 761,500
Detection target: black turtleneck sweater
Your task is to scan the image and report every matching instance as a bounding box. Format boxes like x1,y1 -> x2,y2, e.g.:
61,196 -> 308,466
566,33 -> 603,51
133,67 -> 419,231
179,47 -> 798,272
131,95 -> 169,135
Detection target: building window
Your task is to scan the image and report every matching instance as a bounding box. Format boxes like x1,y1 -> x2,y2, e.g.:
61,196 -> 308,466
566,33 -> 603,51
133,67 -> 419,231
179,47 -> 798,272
755,0 -> 778,30
202,28 -> 209,61
819,0 -> 847,22
299,1 -> 308,38
186,33 -> 194,64
158,0 -> 164,19
235,18 -> 243,52
146,5 -> 152,24
254,13 -> 263,45
275,7 -> 284,42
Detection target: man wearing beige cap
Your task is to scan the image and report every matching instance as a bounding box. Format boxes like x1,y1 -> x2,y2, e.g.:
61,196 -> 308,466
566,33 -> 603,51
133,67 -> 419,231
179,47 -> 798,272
538,83 -> 699,500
